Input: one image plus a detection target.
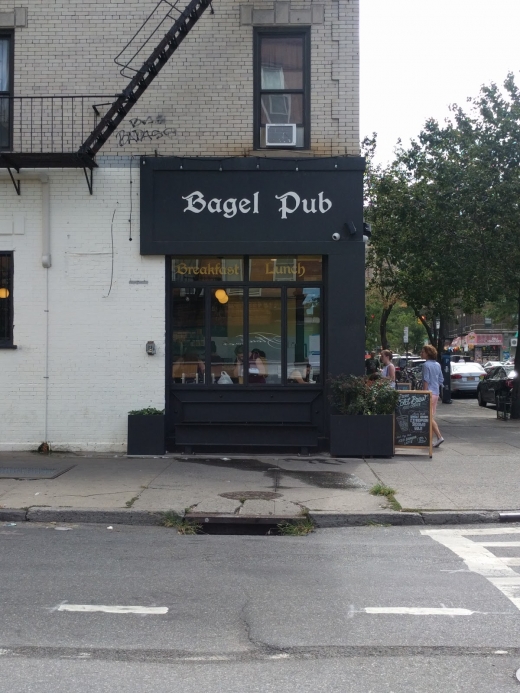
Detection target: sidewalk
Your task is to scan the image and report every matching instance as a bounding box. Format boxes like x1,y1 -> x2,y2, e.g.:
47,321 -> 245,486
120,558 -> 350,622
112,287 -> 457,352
0,399 -> 519,527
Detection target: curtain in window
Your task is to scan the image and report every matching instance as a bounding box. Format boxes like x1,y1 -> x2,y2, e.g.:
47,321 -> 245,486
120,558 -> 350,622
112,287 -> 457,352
0,38 -> 9,91
260,37 -> 303,90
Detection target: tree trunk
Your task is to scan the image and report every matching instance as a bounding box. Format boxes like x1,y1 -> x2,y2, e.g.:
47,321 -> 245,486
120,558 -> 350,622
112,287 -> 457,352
379,301 -> 395,350
511,288 -> 520,419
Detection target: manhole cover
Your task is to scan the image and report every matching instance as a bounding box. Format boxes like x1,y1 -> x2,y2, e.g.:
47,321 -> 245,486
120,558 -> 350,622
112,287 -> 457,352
0,466 -> 75,480
219,491 -> 282,501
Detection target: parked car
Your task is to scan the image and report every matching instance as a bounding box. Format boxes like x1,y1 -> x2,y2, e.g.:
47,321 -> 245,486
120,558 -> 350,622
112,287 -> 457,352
477,365 -> 517,407
483,361 -> 503,373
450,361 -> 486,395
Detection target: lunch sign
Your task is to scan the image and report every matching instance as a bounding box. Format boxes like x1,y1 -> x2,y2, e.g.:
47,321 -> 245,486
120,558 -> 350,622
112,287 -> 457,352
394,391 -> 433,457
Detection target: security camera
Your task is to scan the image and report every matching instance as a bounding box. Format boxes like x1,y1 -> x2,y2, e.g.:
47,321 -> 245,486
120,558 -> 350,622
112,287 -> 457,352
331,232 -> 341,241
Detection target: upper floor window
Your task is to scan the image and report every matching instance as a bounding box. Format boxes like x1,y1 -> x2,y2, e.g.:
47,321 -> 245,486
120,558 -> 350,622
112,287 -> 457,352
0,33 -> 12,150
254,29 -> 310,150
0,252 -> 13,346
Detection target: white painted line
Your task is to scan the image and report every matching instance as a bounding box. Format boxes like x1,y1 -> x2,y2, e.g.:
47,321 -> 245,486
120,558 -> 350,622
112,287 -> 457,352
422,528 -> 520,536
478,542 -> 520,547
422,528 -> 520,613
56,604 -> 168,614
364,607 -> 474,616
498,558 -> 520,566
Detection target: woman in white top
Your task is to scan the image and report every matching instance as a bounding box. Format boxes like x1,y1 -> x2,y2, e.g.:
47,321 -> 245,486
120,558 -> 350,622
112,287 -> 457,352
380,350 -> 396,388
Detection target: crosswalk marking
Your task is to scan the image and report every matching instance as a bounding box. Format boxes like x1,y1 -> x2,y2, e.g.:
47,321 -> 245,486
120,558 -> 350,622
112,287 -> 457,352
422,527 -> 520,611
56,604 -> 168,614
364,607 -> 474,616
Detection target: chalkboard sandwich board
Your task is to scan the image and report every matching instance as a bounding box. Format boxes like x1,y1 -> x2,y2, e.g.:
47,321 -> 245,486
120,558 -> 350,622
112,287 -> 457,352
394,390 -> 432,457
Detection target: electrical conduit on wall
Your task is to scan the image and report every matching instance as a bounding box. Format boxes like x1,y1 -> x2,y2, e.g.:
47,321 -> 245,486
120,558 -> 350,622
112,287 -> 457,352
0,172 -> 51,445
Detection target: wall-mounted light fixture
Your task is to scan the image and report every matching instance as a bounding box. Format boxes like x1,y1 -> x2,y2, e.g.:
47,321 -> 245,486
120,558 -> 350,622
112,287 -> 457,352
0,288 -> 9,299
215,289 -> 229,304
146,341 -> 156,356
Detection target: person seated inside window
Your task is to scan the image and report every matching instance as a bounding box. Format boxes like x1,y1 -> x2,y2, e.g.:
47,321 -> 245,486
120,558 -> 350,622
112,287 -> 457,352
233,345 -> 267,384
172,352 -> 205,384
288,360 -> 312,384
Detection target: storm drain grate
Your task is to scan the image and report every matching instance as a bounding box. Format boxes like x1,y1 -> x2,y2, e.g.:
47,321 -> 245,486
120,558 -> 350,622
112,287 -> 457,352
0,466 -> 75,480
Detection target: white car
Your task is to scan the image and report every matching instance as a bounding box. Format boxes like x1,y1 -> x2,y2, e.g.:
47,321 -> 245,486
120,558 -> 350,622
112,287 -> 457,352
483,361 -> 503,372
451,362 -> 486,394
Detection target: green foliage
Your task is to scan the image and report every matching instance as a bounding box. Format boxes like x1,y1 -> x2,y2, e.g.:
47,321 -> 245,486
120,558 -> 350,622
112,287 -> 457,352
369,483 -> 396,497
160,511 -> 202,534
128,407 -> 164,416
328,374 -> 399,415
277,518 -> 315,536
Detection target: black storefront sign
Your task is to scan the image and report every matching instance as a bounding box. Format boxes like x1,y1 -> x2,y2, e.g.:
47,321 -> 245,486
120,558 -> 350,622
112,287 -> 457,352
140,157 -> 364,254
140,157 -> 365,452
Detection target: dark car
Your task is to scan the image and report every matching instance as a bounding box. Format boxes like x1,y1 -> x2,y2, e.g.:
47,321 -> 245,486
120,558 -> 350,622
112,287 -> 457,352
477,365 -> 517,407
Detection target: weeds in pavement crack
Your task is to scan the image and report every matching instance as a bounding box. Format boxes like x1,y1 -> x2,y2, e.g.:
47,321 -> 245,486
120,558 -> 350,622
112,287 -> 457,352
161,510 -> 202,535
369,483 -> 402,511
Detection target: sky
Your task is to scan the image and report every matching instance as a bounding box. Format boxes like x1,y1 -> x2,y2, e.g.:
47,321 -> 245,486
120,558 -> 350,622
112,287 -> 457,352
360,0 -> 520,165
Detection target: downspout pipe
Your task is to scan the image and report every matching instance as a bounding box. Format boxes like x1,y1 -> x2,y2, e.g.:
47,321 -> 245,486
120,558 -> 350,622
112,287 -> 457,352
0,172 -> 50,266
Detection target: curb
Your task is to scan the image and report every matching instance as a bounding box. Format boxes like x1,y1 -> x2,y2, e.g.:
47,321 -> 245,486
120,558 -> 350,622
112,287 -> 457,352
0,507 -> 508,527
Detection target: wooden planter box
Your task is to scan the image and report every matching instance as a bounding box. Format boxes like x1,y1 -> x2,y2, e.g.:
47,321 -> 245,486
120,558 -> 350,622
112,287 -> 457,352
127,415 -> 165,455
330,414 -> 394,458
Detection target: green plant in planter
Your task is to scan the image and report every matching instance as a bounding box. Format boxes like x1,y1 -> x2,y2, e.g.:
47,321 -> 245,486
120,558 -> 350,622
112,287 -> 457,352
328,374 -> 399,415
128,407 -> 164,416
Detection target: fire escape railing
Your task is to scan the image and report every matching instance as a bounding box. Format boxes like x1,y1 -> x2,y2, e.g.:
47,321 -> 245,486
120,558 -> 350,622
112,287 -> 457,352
0,0 -> 213,194
0,95 -> 117,159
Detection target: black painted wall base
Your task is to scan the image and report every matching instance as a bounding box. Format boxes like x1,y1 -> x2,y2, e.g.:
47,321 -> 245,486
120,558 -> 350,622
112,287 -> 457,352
329,415 -> 394,458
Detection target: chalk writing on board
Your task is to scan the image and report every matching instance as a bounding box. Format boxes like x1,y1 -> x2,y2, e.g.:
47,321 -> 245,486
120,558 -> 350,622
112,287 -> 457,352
394,391 -> 431,449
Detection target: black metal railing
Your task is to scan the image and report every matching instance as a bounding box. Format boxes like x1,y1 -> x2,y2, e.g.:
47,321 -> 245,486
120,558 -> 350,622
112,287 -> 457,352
0,95 -> 118,154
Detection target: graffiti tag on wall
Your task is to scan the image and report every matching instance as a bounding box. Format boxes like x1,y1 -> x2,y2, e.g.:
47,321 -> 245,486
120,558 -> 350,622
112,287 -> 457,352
116,115 -> 176,147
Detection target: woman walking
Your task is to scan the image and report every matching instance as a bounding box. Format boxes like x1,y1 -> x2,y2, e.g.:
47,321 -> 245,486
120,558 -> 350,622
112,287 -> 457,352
380,350 -> 396,388
421,345 -> 445,448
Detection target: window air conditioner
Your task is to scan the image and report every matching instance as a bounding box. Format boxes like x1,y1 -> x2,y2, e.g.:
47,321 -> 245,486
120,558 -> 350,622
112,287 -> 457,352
265,124 -> 297,146
511,338 -> 518,347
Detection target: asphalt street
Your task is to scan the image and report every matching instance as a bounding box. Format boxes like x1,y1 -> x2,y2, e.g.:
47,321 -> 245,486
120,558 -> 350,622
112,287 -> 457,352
1,522 -> 520,691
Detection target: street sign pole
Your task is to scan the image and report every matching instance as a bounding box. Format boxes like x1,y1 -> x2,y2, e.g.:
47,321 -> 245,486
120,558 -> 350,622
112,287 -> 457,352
404,327 -> 409,369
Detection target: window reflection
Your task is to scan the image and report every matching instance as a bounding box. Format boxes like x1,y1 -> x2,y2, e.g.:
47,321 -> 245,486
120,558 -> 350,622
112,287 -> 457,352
210,288 -> 244,384
248,288 -> 282,384
171,288 -> 205,384
287,287 -> 320,384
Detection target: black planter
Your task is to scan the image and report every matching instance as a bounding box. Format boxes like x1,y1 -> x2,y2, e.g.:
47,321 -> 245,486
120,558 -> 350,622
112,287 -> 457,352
330,414 -> 394,458
127,415 -> 165,455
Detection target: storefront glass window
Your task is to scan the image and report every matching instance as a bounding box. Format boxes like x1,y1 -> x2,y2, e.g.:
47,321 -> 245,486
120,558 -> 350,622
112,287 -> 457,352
287,287 -> 321,384
248,288 -> 282,384
171,288 -> 206,384
249,256 -> 322,282
172,257 -> 243,282
210,288 -> 244,384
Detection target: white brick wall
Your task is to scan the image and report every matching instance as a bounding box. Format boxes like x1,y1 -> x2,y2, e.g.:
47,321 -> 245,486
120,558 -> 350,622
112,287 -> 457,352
0,167 -> 165,451
0,0 -> 360,156
0,0 -> 360,450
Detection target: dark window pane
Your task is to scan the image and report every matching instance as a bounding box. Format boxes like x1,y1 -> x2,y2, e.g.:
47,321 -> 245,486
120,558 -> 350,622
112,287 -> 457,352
248,288 -> 282,384
287,288 -> 321,384
0,253 -> 12,343
260,37 -> 303,90
171,288 -> 206,384
260,93 -> 303,125
210,288 -> 244,385
172,257 -> 243,282
0,97 -> 9,148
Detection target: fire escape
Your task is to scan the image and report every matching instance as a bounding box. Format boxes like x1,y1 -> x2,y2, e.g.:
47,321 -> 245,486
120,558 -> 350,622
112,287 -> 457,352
0,0 -> 213,194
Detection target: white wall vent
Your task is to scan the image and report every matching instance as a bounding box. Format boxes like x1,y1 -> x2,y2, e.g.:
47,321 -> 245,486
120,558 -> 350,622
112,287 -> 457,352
265,124 -> 296,146
510,338 -> 518,347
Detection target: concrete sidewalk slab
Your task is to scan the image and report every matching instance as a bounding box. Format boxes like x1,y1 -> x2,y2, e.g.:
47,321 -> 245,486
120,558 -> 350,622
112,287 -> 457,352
0,399 -> 518,526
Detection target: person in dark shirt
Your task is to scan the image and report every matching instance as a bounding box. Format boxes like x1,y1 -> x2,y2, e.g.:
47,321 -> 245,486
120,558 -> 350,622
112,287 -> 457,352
365,351 -> 379,375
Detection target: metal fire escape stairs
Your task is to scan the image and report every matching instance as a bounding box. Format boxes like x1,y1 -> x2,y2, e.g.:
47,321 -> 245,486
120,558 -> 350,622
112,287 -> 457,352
2,0 -> 213,194
78,0 -> 213,193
